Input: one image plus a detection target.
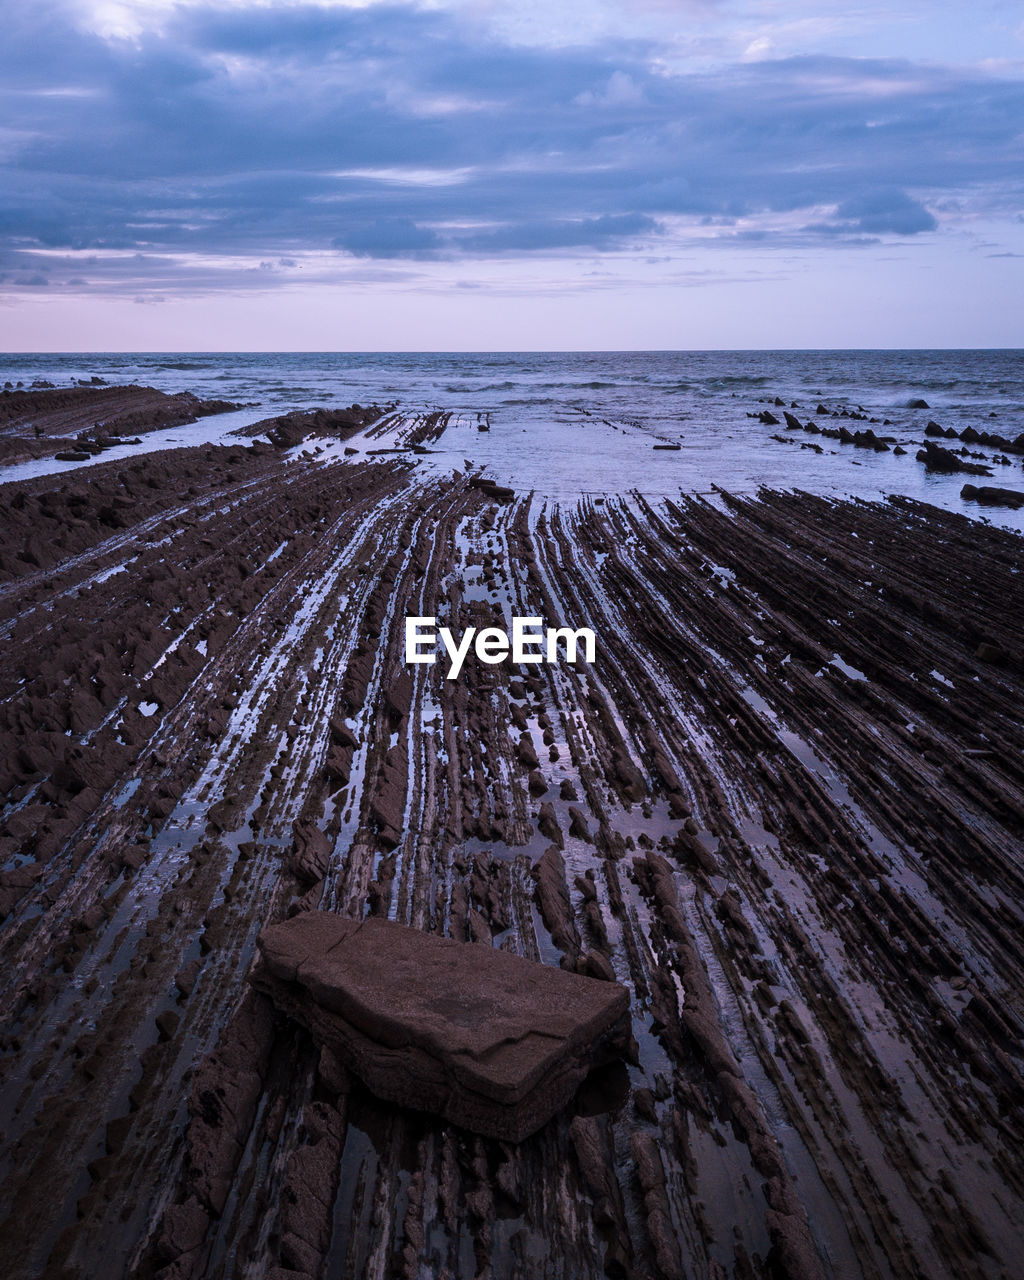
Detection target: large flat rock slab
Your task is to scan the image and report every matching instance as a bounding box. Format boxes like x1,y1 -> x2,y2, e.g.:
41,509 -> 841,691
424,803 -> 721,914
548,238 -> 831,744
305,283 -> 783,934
252,913 -> 631,1141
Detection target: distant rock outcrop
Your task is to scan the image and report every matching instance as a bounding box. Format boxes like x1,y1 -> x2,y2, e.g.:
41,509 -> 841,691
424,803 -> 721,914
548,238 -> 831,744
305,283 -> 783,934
961,483 -> 1024,510
917,441 -> 992,476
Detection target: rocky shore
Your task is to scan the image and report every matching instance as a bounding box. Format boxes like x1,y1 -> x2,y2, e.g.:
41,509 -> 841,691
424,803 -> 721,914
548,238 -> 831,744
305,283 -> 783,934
0,384 -> 244,465
0,386 -> 1022,1280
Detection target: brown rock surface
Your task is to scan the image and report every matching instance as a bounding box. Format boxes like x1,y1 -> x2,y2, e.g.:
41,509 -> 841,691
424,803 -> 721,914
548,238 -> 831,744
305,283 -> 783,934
0,383 -> 241,464
252,913 -> 630,1141
3,430 -> 1024,1280
288,818 -> 330,885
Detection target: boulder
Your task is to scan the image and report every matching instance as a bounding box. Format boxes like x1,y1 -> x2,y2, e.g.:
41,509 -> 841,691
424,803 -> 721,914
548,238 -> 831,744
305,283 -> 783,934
324,743 -> 353,786
917,441 -> 991,476
568,806 -> 592,842
252,913 -> 630,1142
538,801 -> 563,847
517,733 -> 540,770
960,483 -> 1024,510
328,715 -> 358,750
289,818 -> 331,885
468,475 -> 515,502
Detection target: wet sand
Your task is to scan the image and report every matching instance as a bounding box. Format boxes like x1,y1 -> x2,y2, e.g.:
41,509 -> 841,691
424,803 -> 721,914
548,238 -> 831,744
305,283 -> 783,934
0,387 -> 1022,1280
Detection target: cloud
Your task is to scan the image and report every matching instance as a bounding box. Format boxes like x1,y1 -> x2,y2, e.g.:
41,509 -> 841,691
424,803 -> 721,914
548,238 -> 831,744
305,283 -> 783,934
0,0 -> 1021,297
574,70 -> 646,107
462,213 -> 660,252
804,189 -> 938,239
742,36 -> 774,61
333,216 -> 442,258
836,189 -> 938,235
330,211 -> 660,259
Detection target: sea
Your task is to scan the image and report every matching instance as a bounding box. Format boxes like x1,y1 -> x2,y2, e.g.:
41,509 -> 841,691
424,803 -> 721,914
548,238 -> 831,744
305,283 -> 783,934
2,351 -> 1023,530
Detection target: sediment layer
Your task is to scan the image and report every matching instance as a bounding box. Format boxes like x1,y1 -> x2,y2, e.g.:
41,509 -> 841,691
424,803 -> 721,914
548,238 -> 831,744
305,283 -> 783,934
0,412 -> 1022,1280
252,913 -> 631,1141
0,384 -> 243,465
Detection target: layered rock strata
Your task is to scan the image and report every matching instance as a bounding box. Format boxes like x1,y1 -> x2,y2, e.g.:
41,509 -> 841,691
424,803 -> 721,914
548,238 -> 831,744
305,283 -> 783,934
252,912 -> 631,1142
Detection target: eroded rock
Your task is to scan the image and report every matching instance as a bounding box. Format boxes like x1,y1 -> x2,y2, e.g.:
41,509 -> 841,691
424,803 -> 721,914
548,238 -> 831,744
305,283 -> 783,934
252,913 -> 630,1142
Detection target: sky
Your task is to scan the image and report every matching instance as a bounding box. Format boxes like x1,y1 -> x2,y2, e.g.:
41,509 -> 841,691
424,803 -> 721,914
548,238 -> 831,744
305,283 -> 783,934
1,0 -> 1022,350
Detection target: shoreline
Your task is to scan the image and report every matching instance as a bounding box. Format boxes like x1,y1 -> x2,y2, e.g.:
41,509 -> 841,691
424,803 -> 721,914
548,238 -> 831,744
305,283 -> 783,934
3,374 -> 1024,531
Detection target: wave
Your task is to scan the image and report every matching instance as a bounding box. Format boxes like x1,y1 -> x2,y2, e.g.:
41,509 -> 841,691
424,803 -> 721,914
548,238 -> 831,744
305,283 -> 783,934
704,375 -> 772,388
445,381 -> 521,393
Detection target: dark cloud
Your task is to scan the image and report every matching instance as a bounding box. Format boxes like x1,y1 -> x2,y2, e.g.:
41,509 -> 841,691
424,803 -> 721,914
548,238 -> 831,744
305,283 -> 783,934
1,0 -> 1021,293
334,217 -> 442,258
835,189 -> 939,235
804,189 -> 939,238
455,214 -> 661,254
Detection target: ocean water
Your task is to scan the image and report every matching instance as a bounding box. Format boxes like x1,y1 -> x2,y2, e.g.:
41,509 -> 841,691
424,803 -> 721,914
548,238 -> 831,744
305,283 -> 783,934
2,351 -> 1023,528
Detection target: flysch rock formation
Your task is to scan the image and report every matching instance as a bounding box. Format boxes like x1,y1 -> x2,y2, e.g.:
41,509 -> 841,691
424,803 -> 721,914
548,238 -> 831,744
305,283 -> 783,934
0,383 -> 243,465
1,386 -> 1024,1280
252,912 -> 632,1142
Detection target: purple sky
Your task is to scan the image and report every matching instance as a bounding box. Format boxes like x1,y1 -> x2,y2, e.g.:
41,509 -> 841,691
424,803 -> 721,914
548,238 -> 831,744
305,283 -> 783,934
2,0 -> 1022,349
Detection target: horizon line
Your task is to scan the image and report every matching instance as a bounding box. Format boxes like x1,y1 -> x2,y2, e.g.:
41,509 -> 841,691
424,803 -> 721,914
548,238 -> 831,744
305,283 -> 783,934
4,347 -> 1024,357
